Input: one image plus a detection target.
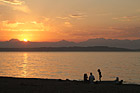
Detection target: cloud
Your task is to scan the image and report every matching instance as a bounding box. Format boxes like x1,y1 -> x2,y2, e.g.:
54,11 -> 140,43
56,13 -> 86,28
56,17 -> 69,20
112,16 -> 138,22
64,22 -> 71,25
13,5 -> 30,13
0,20 -> 50,32
57,12 -> 86,21
64,26 -> 140,40
0,0 -> 30,13
64,21 -> 72,27
107,26 -> 140,38
0,0 -> 23,5
69,13 -> 87,19
69,14 -> 84,18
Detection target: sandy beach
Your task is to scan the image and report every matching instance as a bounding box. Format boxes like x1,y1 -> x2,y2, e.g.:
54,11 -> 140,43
0,76 -> 140,93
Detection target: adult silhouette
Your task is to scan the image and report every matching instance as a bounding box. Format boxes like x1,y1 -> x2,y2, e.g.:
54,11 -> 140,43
97,69 -> 102,81
89,73 -> 95,83
84,73 -> 88,82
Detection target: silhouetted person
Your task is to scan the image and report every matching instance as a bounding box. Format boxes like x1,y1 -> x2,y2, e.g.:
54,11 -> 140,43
114,77 -> 123,84
115,77 -> 119,84
84,73 -> 88,82
89,73 -> 95,83
119,80 -> 123,84
97,69 -> 102,81
115,77 -> 119,82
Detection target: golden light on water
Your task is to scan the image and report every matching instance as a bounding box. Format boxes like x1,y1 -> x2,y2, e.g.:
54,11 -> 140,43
22,53 -> 28,77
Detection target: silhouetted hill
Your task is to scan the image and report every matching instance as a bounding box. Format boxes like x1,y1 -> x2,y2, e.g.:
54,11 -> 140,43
0,38 -> 140,49
8,39 -> 20,42
79,38 -> 140,49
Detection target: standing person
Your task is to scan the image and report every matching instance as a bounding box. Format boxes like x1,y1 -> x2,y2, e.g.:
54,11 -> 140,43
84,73 -> 88,82
97,69 -> 102,81
89,72 -> 95,83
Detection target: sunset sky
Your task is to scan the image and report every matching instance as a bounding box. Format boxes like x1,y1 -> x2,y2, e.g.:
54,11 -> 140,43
0,0 -> 140,42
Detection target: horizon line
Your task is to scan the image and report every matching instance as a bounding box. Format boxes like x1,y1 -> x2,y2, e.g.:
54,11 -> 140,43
0,38 -> 140,43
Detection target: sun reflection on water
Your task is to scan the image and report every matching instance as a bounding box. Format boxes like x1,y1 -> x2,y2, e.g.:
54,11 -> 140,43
21,53 -> 28,77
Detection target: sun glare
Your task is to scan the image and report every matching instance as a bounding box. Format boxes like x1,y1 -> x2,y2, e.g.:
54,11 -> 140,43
24,39 -> 28,42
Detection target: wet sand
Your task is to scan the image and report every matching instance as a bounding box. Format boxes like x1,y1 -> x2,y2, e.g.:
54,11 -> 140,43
0,76 -> 140,93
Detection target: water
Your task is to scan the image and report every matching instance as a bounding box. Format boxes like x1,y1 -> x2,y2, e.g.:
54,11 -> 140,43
0,52 -> 140,84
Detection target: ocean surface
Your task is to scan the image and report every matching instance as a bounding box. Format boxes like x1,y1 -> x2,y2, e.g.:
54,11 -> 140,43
0,52 -> 140,84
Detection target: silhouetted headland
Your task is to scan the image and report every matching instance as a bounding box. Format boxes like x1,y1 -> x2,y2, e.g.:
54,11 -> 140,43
0,46 -> 139,52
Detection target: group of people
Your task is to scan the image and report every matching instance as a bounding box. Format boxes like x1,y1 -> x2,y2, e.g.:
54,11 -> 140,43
84,69 -> 102,83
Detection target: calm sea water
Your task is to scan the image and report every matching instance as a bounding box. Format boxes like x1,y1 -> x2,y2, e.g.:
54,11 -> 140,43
0,52 -> 140,84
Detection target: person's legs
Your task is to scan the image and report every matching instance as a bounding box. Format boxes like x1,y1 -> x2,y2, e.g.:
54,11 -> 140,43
99,76 -> 101,81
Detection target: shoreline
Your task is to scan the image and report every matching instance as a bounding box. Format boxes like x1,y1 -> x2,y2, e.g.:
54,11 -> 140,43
0,76 -> 140,85
0,76 -> 140,93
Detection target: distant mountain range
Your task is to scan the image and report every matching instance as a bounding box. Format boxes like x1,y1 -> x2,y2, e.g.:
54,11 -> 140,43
0,38 -> 140,49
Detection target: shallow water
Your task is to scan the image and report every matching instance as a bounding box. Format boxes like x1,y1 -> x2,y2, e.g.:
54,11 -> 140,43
0,52 -> 140,84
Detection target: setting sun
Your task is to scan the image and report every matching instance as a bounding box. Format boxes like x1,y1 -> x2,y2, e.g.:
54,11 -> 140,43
24,39 -> 28,42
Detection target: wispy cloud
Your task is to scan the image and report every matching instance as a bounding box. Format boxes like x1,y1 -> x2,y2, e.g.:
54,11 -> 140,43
0,20 -> 50,32
107,26 -> 140,38
0,0 -> 30,13
13,5 -> 30,13
0,0 -> 23,5
69,14 -> 84,18
57,12 -> 87,20
56,12 -> 86,27
65,26 -> 140,40
56,17 -> 69,20
112,16 -> 138,22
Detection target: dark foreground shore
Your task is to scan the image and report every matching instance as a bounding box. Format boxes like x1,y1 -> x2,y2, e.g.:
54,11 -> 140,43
0,77 -> 140,93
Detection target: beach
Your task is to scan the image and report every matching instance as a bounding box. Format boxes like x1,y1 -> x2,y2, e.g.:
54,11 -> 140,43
0,76 -> 140,93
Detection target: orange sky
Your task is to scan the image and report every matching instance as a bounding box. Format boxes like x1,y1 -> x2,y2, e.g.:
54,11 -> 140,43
0,0 -> 140,42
